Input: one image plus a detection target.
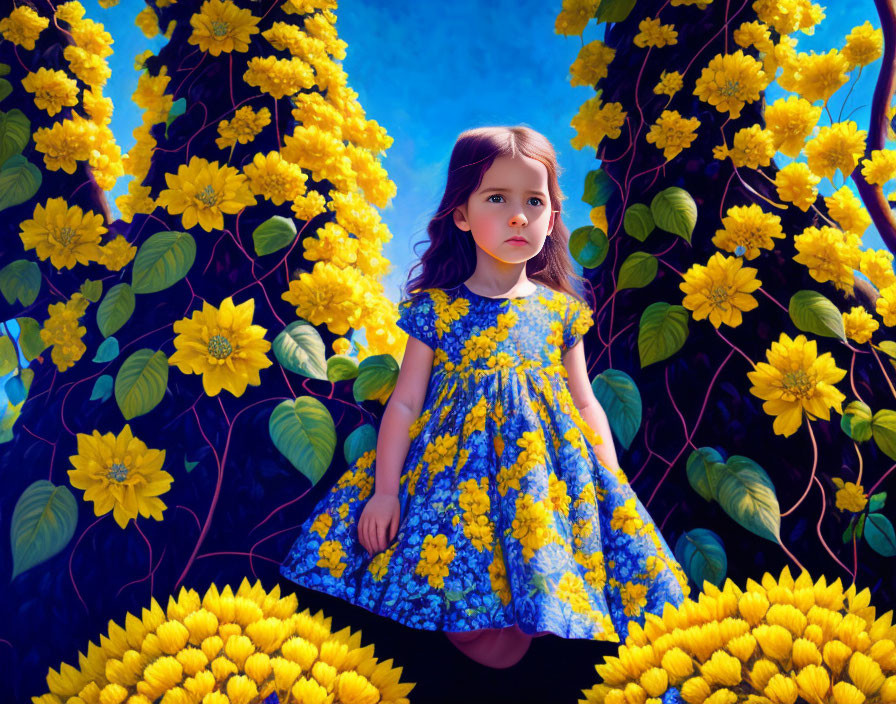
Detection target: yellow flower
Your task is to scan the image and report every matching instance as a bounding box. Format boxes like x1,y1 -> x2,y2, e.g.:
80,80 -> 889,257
860,148 -> 896,186
634,17 -> 678,48
754,0 -> 824,35
98,235 -> 138,272
19,198 -> 105,270
824,186 -> 871,236
590,205 -> 608,232
168,297 -> 273,397
747,333 -> 847,437
716,125 -> 776,169
63,45 -> 111,87
680,252 -> 762,329
569,39 -> 615,88
0,6 -> 49,50
694,49 -> 768,120
793,225 -> 862,294
876,283 -> 896,326
82,88 -> 114,126
804,121 -> 867,182
115,180 -> 156,223
188,0 -> 260,56
713,203 -> 785,260
792,49 -> 850,105
40,293 -> 90,372
733,20 -> 774,54
215,105 -> 271,150
645,110 -> 701,161
22,68 -> 79,116
243,56 -> 314,99
554,0 -> 600,36
69,17 -> 113,58
55,1 -> 86,24
135,6 -> 159,38
842,21 -> 883,69
156,156 -> 256,232
242,151 -> 308,205
858,248 -> 896,290
570,95 -> 627,151
842,306 -> 878,345
763,95 -> 822,159
774,161 -> 820,211
654,70 -> 683,97
68,424 -> 173,529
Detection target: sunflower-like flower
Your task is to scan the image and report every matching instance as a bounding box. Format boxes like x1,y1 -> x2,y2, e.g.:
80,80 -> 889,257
680,252 -> 761,329
33,579 -> 416,704
693,49 -> 768,120
188,0 -> 260,56
582,567 -> 895,704
169,296 -> 273,397
0,5 -> 49,50
19,197 -> 105,270
68,424 -> 172,529
21,68 -> 79,116
156,156 -> 256,232
747,333 -> 846,437
713,203 -> 785,260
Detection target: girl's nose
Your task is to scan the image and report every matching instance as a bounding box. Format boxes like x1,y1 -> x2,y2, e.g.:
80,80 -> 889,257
509,215 -> 527,226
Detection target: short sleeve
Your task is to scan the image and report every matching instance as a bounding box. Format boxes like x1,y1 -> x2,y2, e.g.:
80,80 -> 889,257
396,293 -> 438,350
562,296 -> 594,352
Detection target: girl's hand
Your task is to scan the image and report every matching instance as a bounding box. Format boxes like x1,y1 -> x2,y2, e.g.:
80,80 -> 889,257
358,492 -> 400,557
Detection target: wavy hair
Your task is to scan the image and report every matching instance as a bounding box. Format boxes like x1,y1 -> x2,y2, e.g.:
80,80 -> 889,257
402,125 -> 589,304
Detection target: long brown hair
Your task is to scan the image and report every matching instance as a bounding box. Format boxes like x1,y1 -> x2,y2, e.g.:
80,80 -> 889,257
402,125 -> 589,304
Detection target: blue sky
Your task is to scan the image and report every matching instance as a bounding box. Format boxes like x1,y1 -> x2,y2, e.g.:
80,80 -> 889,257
0,0 -> 884,399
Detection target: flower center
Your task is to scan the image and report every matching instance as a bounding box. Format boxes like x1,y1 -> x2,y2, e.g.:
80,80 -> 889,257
709,286 -> 731,309
208,334 -> 233,359
211,20 -> 231,36
782,368 -> 814,397
196,184 -> 219,207
107,462 -> 129,482
54,226 -> 77,246
721,79 -> 741,97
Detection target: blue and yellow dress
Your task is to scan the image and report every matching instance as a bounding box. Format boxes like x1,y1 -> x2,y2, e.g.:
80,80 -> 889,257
280,281 -> 690,640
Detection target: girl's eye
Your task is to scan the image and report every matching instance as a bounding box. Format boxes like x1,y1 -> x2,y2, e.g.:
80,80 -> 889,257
487,195 -> 543,206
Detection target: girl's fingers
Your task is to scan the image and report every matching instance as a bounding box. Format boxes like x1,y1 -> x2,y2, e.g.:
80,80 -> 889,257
375,519 -> 385,553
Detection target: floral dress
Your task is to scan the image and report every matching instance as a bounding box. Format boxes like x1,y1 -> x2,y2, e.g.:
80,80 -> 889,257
280,281 -> 691,641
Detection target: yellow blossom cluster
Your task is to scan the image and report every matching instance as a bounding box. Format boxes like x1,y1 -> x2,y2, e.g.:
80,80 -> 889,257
39,292 -> 90,373
713,125 -> 776,170
634,17 -> 678,48
0,6 -> 49,50
244,56 -> 315,99
31,579 -> 416,704
554,0 -> 600,36
571,95 -> 627,152
859,248 -> 896,291
842,306 -> 879,345
825,186 -> 872,236
805,121 -> 867,183
694,50 -> 769,120
414,534 -> 456,589
763,95 -> 822,158
713,203 -> 786,260
216,106 -> 272,151
753,0 -> 825,36
646,110 -> 701,161
793,225 -> 863,295
188,0 -> 260,56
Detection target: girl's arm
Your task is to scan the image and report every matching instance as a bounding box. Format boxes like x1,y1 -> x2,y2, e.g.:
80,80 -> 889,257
374,336 -> 434,495
575,399 -> 621,471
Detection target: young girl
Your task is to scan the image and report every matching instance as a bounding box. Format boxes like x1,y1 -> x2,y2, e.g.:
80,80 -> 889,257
280,125 -> 691,669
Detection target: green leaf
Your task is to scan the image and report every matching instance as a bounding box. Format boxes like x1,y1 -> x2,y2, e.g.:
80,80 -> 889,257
877,341 -> 896,359
0,259 -> 41,306
184,457 -> 199,473
80,279 -> 103,303
327,354 -> 359,382
0,109 -> 31,165
686,447 -> 727,503
788,290 -> 846,341
272,321 -> 328,380
5,375 -> 26,405
842,515 -> 857,544
165,97 -> 186,138
582,169 -> 614,207
89,374 -> 113,402
569,226 -> 609,269
841,400 -> 873,443
352,354 -> 400,404
11,480 -> 78,580
623,203 -> 655,242
114,348 -> 169,420
591,369 -> 641,450
93,336 -> 119,363
595,0 -> 637,23
871,409 -> 896,461
253,216 -> 298,256
869,491 -> 886,513
0,336 -> 17,375
864,513 -> 896,556
344,423 -> 377,465
131,231 -> 196,295
0,64 -> 10,76
97,283 -> 135,338
0,154 -> 41,212
638,302 -> 689,368
715,455 -> 781,542
674,528 -> 726,590
650,186 -> 697,243
14,316 -> 47,361
0,79 -> 11,103
617,251 -> 658,291
268,396 -> 337,486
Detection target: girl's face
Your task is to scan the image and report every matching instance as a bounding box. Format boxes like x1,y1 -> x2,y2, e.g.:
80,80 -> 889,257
453,155 -> 556,266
